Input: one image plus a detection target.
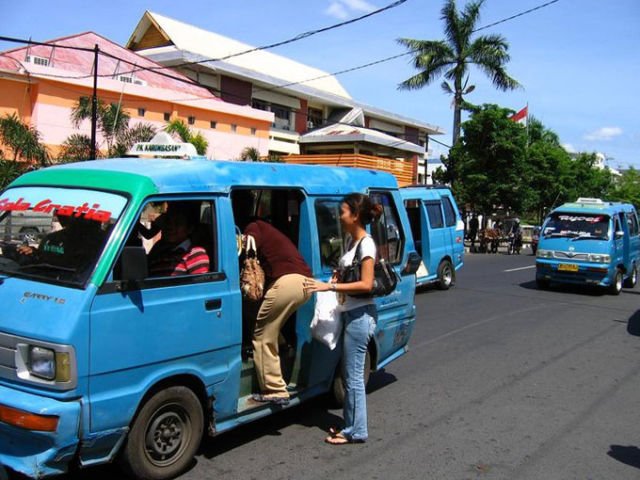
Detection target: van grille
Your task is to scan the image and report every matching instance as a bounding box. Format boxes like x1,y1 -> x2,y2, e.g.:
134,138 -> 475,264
553,251 -> 589,261
0,332 -> 18,380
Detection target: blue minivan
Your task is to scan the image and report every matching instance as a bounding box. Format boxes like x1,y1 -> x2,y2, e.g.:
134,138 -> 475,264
0,157 -> 420,479
400,186 -> 464,289
536,197 -> 640,294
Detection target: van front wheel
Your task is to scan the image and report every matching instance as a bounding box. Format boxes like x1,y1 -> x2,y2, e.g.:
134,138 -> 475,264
610,270 -> 623,295
119,386 -> 204,480
437,260 -> 454,290
623,264 -> 637,288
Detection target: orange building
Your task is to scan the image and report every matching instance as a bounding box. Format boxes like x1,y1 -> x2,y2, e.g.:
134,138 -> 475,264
0,32 -> 273,161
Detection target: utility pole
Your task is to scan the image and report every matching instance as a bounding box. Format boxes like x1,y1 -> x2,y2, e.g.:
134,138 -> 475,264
89,44 -> 99,160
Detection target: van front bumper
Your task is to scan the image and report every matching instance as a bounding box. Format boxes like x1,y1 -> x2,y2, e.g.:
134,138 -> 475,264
0,384 -> 81,478
536,261 -> 612,286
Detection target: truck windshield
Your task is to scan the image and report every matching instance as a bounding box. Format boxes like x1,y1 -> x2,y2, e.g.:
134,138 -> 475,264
0,187 -> 127,287
542,213 -> 609,240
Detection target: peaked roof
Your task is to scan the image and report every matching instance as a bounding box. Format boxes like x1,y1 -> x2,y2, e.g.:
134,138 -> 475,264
0,31 -> 215,98
127,11 -> 352,99
300,123 -> 425,155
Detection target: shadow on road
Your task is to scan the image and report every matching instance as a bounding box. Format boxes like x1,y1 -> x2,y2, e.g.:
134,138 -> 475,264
518,280 -> 606,296
607,445 -> 640,470
626,310 -> 640,336
367,368 -> 397,395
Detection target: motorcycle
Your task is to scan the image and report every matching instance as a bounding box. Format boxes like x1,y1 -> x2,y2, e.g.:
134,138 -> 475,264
507,231 -> 523,255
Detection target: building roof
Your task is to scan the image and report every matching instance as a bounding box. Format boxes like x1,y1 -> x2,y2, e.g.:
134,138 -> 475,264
0,32 -> 273,122
299,123 -> 425,155
127,11 -> 351,99
127,11 -> 444,136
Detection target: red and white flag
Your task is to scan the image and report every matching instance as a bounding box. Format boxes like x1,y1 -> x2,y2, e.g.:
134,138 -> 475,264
510,105 -> 528,124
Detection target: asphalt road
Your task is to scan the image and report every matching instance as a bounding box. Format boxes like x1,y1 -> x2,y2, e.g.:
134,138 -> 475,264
12,249 -> 640,480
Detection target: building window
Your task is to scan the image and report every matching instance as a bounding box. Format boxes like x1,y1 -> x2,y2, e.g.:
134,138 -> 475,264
271,104 -> 291,131
210,121 -> 217,129
26,55 -> 49,67
251,127 -> 257,136
231,124 -> 237,133
164,112 -> 171,122
307,107 -> 323,129
252,99 -> 268,111
188,116 -> 196,126
138,108 -> 146,117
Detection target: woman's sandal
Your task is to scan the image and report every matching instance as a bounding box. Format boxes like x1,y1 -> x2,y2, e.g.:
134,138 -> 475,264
324,430 -> 365,445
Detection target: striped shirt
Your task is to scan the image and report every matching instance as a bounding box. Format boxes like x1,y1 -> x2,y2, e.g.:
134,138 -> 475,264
148,240 -> 210,277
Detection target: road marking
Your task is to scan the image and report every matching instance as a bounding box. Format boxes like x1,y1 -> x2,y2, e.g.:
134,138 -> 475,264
504,265 -> 536,272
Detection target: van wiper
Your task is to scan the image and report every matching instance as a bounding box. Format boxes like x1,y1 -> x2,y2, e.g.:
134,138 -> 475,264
545,232 -> 578,238
570,235 -> 608,241
19,263 -> 76,273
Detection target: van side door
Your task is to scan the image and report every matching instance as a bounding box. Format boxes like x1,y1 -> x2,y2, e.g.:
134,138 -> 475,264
88,197 -> 241,440
626,211 -> 640,270
441,194 -> 464,268
424,199 -> 447,275
369,190 -> 416,364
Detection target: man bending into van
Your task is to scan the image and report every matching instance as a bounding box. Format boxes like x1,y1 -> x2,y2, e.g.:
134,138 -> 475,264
147,202 -> 209,277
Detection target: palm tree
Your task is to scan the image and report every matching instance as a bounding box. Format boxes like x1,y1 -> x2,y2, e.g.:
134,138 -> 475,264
0,113 -> 49,165
398,0 -> 520,154
165,119 -> 209,156
71,96 -> 130,154
239,147 -> 261,162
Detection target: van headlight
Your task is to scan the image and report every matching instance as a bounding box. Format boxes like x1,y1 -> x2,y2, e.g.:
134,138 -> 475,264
16,342 -> 74,387
537,249 -> 553,258
588,253 -> 610,263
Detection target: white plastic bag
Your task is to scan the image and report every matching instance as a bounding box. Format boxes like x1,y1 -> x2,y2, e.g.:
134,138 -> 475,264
310,291 -> 341,350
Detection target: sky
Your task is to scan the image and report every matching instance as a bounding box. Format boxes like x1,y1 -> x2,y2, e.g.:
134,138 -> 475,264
1,0 -> 639,169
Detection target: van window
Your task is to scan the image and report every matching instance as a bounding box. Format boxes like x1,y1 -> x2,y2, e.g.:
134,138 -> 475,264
370,192 -> 404,264
543,213 -> 609,239
315,200 -> 343,268
115,199 -> 216,282
442,196 -> 457,227
627,212 -> 639,236
425,201 -> 444,229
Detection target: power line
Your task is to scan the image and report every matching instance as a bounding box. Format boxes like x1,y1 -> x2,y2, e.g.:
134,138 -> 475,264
472,0 -> 560,32
0,35 -> 95,52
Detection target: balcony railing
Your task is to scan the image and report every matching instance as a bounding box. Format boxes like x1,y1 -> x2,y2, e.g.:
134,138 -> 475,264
283,153 -> 415,186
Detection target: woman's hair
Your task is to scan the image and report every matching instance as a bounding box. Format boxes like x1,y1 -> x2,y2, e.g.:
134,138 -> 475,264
342,193 -> 383,226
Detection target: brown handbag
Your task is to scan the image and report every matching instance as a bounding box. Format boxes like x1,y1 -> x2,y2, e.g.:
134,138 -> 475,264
240,235 -> 265,302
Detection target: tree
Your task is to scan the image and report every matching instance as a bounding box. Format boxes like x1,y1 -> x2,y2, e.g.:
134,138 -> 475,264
0,159 -> 23,189
610,168 -> 640,209
397,0 -> 519,182
0,113 -> 49,165
239,147 -> 261,161
71,96 -> 131,155
447,104 -> 529,218
165,119 -> 209,156
57,134 -> 94,162
111,123 -> 157,158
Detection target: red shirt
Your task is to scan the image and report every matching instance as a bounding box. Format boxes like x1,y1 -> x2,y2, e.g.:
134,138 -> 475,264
149,241 -> 210,277
244,220 -> 312,284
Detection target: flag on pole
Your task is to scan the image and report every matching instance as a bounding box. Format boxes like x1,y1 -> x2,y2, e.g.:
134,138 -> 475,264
510,105 -> 528,124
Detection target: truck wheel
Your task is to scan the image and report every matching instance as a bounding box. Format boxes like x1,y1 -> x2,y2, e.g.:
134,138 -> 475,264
610,269 -> 623,295
623,264 -> 637,288
436,260 -> 454,290
331,350 -> 371,407
119,386 -> 204,480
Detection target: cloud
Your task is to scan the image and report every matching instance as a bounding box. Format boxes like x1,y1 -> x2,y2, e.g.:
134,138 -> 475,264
584,127 -> 623,141
325,0 -> 376,19
562,143 -> 577,153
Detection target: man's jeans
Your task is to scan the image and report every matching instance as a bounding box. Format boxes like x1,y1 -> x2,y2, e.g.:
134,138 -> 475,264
341,304 -> 377,442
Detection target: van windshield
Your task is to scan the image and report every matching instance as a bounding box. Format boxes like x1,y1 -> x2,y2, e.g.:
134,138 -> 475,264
0,187 -> 127,287
542,213 -> 610,240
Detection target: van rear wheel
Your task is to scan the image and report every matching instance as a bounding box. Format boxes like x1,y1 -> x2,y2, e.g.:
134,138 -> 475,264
436,260 -> 454,290
610,269 -> 623,295
623,264 -> 637,288
119,386 -> 204,480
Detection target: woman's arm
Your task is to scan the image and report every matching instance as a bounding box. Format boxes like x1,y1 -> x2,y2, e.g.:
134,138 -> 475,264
304,256 -> 375,294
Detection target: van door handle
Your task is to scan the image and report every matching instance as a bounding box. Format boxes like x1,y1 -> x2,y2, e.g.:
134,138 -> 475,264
205,299 -> 222,311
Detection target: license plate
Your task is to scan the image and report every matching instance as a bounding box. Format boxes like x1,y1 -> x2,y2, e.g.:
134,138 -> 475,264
558,263 -> 579,272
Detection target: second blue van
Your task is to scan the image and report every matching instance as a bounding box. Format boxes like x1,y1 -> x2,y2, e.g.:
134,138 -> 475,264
536,197 -> 640,294
400,186 -> 465,289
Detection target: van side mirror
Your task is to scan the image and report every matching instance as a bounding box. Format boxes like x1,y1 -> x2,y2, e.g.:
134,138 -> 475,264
120,246 -> 148,282
403,251 -> 422,275
615,230 -> 624,239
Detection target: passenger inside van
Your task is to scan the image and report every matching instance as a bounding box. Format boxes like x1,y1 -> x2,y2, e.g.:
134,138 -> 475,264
147,202 -> 210,277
